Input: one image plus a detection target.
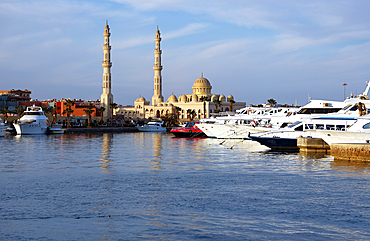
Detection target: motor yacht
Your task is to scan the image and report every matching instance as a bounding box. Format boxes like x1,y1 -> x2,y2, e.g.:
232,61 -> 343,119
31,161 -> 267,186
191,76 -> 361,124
315,115 -> 370,146
170,121 -> 206,137
249,115 -> 358,150
137,121 -> 166,132
14,105 -> 49,135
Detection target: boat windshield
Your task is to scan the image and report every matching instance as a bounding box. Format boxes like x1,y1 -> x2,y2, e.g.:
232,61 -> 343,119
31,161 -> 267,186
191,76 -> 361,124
363,122 -> 370,129
185,122 -> 195,128
297,108 -> 341,114
24,112 -> 44,115
287,121 -> 302,129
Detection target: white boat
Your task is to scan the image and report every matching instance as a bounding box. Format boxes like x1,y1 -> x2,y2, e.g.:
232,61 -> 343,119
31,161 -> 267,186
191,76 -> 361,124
14,105 -> 49,135
49,124 -> 64,134
0,117 -> 7,137
249,115 -> 358,150
315,115 -> 370,146
137,121 -> 166,132
196,106 -> 303,139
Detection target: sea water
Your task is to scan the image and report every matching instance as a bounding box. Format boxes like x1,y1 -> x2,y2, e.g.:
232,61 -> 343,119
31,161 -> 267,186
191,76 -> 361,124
1,133 -> 370,240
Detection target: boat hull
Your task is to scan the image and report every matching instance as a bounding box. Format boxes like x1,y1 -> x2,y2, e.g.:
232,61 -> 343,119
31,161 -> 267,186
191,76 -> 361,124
170,129 -> 206,138
137,127 -> 166,132
250,136 -> 299,151
14,123 -> 48,135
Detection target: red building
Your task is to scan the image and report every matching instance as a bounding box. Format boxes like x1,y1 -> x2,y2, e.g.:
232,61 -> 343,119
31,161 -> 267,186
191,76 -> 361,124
58,99 -> 102,117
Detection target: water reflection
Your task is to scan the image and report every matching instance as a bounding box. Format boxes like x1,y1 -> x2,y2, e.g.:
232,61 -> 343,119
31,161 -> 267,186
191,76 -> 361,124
297,151 -> 331,160
100,133 -> 114,172
151,133 -> 164,171
331,159 -> 370,175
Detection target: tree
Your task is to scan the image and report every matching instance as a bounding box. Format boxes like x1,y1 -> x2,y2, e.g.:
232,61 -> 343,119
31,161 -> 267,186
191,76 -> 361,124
83,107 -> 95,128
98,106 -> 106,123
16,106 -> 24,120
229,99 -> 235,113
186,109 -> 196,121
63,99 -> 75,128
267,99 -> 277,106
200,96 -> 209,118
1,106 -> 9,122
52,105 -> 61,124
175,106 -> 182,123
213,99 -> 222,113
109,103 -> 117,126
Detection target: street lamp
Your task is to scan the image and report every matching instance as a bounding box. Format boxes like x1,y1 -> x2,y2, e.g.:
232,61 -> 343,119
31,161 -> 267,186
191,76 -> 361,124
343,83 -> 347,100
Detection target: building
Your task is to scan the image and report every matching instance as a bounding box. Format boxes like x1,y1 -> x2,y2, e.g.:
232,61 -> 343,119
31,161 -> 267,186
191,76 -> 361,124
57,99 -> 101,118
116,28 -> 245,121
100,21 -> 113,119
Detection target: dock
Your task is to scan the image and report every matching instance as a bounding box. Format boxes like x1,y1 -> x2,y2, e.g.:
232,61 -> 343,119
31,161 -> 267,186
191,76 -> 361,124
64,127 -> 139,134
297,137 -> 330,154
331,143 -> 370,162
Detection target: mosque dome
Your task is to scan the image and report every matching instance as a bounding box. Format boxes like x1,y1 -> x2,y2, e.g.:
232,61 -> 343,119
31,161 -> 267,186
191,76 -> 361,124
219,94 -> 226,102
211,94 -> 218,102
227,94 -> 234,102
135,96 -> 146,102
167,93 -> 178,102
179,94 -> 187,102
192,73 -> 212,95
191,93 -> 198,102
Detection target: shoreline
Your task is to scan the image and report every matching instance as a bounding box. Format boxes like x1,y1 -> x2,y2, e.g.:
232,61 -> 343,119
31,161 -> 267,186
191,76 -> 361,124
63,127 -> 139,134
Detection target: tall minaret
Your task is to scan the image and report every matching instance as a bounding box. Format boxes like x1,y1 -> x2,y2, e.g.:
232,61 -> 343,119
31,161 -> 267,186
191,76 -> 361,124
100,20 -> 113,119
152,27 -> 164,106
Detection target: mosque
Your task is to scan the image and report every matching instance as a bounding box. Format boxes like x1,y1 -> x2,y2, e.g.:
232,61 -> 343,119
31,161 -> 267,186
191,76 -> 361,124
101,23 -> 245,121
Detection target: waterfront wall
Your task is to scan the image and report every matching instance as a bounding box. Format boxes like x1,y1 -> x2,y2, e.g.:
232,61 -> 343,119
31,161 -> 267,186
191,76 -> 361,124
297,137 -> 330,153
64,127 -> 139,134
331,143 -> 370,162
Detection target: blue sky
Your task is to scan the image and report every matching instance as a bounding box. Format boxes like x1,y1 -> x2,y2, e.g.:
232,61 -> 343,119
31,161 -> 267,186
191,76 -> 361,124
1,0 -> 370,106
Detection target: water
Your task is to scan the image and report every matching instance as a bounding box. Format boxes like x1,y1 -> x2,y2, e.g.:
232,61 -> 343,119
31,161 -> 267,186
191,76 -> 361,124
1,133 -> 370,240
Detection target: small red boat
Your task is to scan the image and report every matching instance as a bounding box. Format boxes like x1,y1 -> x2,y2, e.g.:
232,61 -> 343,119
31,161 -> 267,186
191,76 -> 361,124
170,122 -> 206,138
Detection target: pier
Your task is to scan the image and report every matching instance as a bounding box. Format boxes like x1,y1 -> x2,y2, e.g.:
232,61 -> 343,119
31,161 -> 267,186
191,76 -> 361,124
297,137 -> 330,154
330,143 -> 370,162
64,127 -> 139,134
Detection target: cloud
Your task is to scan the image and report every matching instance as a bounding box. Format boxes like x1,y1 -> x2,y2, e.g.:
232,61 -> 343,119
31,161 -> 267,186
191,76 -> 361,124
115,23 -> 209,49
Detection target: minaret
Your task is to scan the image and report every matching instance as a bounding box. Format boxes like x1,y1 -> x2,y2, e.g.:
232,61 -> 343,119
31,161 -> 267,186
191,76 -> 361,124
100,20 -> 113,119
152,27 -> 164,106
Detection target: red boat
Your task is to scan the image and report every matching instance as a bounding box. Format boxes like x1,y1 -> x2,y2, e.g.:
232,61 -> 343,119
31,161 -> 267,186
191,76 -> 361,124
170,122 -> 206,138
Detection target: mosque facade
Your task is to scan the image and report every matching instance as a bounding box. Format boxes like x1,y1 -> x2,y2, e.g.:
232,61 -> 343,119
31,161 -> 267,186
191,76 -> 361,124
114,27 -> 245,121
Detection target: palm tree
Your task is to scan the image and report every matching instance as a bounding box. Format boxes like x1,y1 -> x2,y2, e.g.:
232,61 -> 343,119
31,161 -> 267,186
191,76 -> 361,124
229,99 -> 235,113
98,106 -> 105,123
83,107 -> 95,128
267,99 -> 277,106
63,99 -> 75,128
1,106 -> 9,122
186,109 -> 196,121
16,106 -> 24,120
213,99 -> 222,113
109,102 -> 117,126
199,96 -> 209,118
175,106 -> 182,123
52,105 -> 60,124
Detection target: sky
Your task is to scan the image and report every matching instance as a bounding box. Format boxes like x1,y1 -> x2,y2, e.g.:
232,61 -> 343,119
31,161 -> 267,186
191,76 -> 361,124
1,0 -> 370,107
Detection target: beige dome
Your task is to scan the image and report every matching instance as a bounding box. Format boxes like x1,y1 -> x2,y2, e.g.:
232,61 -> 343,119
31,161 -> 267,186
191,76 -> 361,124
179,94 -> 187,102
167,93 -> 178,102
193,74 -> 211,87
135,96 -> 146,102
219,94 -> 226,102
191,93 -> 198,102
192,73 -> 212,95
211,94 -> 218,102
227,94 -> 234,101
